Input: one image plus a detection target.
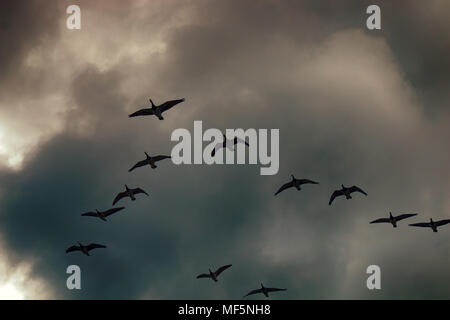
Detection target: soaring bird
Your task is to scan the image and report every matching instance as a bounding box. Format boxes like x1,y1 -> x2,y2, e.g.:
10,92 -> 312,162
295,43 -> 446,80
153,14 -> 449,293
113,185 -> 148,205
66,242 -> 106,256
196,264 -> 232,282
211,134 -> 249,157
370,212 -> 417,228
409,218 -> 450,232
243,283 -> 287,298
129,98 -> 185,120
129,152 -> 171,172
81,207 -> 125,221
274,175 -> 319,196
329,184 -> 367,206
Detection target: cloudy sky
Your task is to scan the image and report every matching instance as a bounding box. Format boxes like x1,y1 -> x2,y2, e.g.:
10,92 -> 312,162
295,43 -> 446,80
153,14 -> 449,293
0,0 -> 449,299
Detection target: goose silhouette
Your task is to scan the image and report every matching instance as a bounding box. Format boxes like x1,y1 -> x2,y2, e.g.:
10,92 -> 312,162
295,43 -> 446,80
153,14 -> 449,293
196,264 -> 232,282
112,185 -> 149,205
211,134 -> 249,157
370,212 -> 417,228
66,242 -> 106,256
329,184 -> 367,205
129,98 -> 185,120
81,207 -> 125,221
274,175 -> 319,196
409,218 -> 450,232
129,152 -> 171,172
243,283 -> 286,298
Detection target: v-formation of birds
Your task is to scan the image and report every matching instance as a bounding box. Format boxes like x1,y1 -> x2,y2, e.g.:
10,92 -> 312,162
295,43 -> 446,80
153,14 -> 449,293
66,97 -> 449,298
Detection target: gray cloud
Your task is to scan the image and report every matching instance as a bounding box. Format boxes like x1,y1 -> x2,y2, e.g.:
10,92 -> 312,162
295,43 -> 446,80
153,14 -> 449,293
0,0 -> 449,299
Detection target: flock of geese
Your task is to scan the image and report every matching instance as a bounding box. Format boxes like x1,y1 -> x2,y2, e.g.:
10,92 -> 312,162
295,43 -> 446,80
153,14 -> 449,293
65,97 -> 449,299
275,176 -> 450,232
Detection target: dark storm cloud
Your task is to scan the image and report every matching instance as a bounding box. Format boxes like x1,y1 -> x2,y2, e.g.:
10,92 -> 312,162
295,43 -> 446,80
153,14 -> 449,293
0,1 -> 61,93
0,0 -> 449,299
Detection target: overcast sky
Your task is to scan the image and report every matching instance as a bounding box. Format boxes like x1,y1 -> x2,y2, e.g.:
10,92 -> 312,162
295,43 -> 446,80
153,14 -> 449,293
0,0 -> 449,299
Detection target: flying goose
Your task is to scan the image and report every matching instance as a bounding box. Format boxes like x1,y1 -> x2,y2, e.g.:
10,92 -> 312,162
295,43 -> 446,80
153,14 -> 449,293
129,152 -> 171,172
81,207 -> 125,221
129,98 -> 185,120
274,175 -> 319,196
329,184 -> 367,206
211,134 -> 249,157
370,212 -> 417,228
196,264 -> 232,282
409,218 -> 450,232
66,242 -> 106,256
243,283 -> 287,298
112,185 -> 148,205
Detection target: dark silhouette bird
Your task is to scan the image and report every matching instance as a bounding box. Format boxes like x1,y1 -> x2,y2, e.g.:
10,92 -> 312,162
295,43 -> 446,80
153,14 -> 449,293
66,242 -> 106,256
129,98 -> 185,120
113,185 -> 148,205
243,283 -> 286,298
129,152 -> 171,172
211,134 -> 249,157
81,207 -> 125,221
370,212 -> 417,228
196,264 -> 232,282
274,175 -> 319,196
409,218 -> 450,232
329,184 -> 367,205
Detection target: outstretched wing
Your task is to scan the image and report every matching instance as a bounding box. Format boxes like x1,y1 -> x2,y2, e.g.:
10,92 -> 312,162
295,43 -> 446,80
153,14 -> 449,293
129,108 -> 155,117
66,246 -> 81,253
266,287 -> 287,293
233,137 -> 250,146
370,218 -> 390,224
329,190 -> 344,206
196,273 -> 210,279
409,222 -> 431,228
81,211 -> 97,217
298,179 -> 319,185
395,213 -> 418,221
132,188 -> 149,196
86,243 -> 107,252
274,181 -> 295,196
159,98 -> 185,113
104,207 -> 125,217
436,219 -> 450,227
152,155 -> 171,162
349,186 -> 367,196
129,159 -> 148,172
243,289 -> 263,298
215,264 -> 232,277
113,191 -> 128,206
